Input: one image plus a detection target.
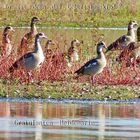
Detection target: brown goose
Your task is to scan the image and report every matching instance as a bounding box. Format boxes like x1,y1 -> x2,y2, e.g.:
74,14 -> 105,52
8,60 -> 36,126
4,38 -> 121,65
44,40 -> 56,60
116,26 -> 140,66
18,17 -> 40,54
0,26 -> 15,56
106,20 -> 138,52
75,41 -> 107,84
67,39 -> 81,67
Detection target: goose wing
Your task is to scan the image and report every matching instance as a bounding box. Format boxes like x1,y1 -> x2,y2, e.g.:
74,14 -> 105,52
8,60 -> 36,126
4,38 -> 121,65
9,52 -> 33,72
75,58 -> 98,75
106,35 -> 130,52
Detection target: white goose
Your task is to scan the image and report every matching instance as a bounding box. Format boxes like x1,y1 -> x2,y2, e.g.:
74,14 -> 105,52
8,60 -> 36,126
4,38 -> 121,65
9,33 -> 47,80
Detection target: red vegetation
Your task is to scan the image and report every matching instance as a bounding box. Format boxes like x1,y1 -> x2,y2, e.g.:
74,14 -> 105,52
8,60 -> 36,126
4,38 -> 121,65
0,38 -> 140,85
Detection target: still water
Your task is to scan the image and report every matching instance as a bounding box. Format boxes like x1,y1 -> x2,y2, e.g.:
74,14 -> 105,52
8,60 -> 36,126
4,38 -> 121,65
0,99 -> 140,140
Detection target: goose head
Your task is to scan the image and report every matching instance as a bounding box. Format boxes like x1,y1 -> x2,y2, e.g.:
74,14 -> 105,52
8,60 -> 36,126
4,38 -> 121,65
128,20 -> 138,29
3,26 -> 15,35
31,16 -> 40,23
45,39 -> 55,49
71,39 -> 81,47
96,41 -> 107,53
46,40 -> 56,46
36,32 -> 48,39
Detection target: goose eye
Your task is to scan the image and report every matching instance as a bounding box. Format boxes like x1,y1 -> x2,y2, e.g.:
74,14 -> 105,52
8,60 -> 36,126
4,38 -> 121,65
38,33 -> 43,36
7,27 -> 11,30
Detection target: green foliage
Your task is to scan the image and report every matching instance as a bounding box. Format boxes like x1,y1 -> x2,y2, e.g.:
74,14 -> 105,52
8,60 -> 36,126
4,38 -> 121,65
0,0 -> 139,27
0,81 -> 139,100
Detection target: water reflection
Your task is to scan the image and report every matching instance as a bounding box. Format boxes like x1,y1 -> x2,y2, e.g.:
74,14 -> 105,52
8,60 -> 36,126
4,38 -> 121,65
34,103 -> 43,140
0,101 -> 140,140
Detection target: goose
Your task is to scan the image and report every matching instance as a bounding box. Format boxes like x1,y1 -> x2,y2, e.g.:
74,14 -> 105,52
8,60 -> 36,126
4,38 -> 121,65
0,26 -> 15,56
9,32 -> 47,81
106,20 -> 138,52
67,39 -> 81,67
18,16 -> 40,54
116,26 -> 140,66
44,40 -> 56,60
75,41 -> 107,84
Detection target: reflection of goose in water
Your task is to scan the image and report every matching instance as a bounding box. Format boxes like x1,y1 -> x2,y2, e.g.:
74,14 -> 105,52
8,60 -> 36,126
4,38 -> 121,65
34,103 -> 42,140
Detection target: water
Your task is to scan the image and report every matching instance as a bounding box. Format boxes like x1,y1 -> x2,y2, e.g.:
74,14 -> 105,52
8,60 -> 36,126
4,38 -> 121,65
0,99 -> 140,140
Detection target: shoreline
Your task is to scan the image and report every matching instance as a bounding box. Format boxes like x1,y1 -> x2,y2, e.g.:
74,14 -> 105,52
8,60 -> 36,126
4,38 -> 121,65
0,81 -> 140,100
0,97 -> 140,104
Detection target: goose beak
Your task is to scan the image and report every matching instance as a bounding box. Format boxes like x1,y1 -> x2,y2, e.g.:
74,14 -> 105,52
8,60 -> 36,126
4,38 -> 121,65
76,40 -> 81,46
51,41 -> 56,45
76,42 -> 81,46
104,44 -> 107,49
11,28 -> 15,32
135,22 -> 138,26
36,18 -> 40,22
101,42 -> 107,49
43,36 -> 48,39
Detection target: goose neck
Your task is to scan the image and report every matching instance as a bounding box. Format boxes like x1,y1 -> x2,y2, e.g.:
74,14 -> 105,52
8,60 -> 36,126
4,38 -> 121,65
127,27 -> 135,41
2,34 -> 10,44
31,22 -> 37,33
34,37 -> 42,53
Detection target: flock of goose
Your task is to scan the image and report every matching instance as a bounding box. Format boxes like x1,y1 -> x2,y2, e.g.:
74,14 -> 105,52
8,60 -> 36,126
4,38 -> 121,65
0,17 -> 139,83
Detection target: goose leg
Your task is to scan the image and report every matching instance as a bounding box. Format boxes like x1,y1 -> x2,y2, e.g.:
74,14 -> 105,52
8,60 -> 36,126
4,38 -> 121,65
27,72 -> 34,83
133,57 -> 139,78
91,75 -> 96,85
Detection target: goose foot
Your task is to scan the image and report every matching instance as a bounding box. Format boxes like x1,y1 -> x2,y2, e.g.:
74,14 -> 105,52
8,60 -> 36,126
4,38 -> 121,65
27,72 -> 34,83
91,75 -> 96,86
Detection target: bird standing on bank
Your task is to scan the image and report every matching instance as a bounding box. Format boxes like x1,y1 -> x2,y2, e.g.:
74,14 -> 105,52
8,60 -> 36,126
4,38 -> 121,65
18,16 -> 40,55
44,39 -> 56,60
75,41 -> 107,84
116,26 -> 140,67
0,26 -> 15,57
106,20 -> 138,52
9,32 -> 48,82
67,39 -> 81,67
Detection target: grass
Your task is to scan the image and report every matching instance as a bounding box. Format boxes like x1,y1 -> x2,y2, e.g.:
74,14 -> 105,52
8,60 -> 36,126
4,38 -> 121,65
0,79 -> 140,100
0,0 -> 140,27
